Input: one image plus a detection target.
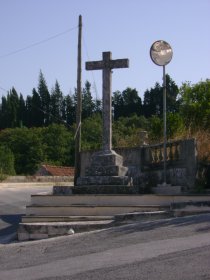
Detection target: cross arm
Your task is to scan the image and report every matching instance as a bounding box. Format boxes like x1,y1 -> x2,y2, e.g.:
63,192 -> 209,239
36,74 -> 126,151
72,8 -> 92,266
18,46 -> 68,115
86,61 -> 104,70
110,59 -> 129,69
86,58 -> 129,71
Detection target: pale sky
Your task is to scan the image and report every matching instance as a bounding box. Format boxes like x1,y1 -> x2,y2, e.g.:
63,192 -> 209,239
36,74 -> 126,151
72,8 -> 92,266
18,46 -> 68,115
0,0 -> 209,100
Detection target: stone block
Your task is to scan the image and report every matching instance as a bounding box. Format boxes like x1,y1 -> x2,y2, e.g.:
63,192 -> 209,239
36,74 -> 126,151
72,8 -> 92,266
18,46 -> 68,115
152,185 -> 182,195
18,232 -> 30,241
29,233 -> 49,240
77,176 -> 130,186
90,151 -> 123,167
85,165 -> 128,176
53,185 -> 73,195
73,185 -> 137,194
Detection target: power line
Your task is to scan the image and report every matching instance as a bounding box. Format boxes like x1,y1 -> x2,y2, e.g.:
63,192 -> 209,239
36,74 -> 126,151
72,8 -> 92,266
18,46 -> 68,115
0,26 -> 78,59
0,86 -> 8,92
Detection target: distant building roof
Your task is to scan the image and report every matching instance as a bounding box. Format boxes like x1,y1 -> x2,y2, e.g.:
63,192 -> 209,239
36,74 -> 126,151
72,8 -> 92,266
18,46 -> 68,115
36,164 -> 75,176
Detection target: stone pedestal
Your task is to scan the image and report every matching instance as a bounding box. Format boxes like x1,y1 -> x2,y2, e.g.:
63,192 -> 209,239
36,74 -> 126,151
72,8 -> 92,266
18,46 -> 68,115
75,150 -> 133,194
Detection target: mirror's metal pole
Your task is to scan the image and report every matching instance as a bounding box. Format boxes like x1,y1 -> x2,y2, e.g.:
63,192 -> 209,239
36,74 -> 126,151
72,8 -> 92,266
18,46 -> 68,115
74,15 -> 82,186
163,65 -> 167,184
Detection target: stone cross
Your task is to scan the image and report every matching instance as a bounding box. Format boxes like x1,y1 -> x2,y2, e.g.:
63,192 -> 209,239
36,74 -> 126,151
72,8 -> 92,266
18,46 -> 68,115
86,52 -> 129,152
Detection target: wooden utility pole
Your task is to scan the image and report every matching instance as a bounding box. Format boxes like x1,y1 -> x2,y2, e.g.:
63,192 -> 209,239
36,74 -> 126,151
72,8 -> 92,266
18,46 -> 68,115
74,15 -> 82,186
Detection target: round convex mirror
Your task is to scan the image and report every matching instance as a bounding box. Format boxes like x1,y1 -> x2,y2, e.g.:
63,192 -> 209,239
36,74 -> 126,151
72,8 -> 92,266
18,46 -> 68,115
150,40 -> 173,66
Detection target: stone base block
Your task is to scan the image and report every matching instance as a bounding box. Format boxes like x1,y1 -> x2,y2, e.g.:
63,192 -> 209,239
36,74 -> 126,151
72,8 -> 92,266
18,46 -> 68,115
90,150 -> 123,167
72,185 -> 138,194
86,165 -> 128,176
53,185 -> 73,195
76,176 -> 130,186
152,185 -> 183,195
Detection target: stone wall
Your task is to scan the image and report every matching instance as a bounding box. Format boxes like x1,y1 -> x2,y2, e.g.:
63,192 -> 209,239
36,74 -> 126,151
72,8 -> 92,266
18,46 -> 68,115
80,139 -> 197,189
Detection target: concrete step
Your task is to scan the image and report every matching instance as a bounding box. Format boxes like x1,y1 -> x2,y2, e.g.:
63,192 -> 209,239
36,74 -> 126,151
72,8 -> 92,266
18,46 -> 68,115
18,220 -> 113,241
22,215 -> 114,223
30,193 -> 174,206
26,204 -> 169,216
30,194 -> 210,208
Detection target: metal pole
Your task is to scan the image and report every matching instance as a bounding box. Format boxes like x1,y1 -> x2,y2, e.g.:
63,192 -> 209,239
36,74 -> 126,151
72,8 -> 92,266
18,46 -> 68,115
163,65 -> 167,184
74,15 -> 82,186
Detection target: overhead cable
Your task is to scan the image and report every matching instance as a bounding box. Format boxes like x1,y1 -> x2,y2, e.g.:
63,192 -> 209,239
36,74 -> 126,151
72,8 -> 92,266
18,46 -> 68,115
0,26 -> 78,59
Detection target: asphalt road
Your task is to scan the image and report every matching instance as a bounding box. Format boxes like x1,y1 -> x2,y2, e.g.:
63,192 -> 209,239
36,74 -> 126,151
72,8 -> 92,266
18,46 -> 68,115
0,214 -> 210,279
0,182 -> 54,243
0,183 -> 210,279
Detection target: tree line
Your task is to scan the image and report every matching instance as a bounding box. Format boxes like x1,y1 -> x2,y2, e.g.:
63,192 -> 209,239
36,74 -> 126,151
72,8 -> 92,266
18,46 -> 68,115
0,71 -> 181,129
0,71 -> 101,129
0,71 -> 209,176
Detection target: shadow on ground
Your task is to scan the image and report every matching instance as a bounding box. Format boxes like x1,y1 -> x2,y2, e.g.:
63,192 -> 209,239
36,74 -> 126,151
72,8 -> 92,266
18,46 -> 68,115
112,213 -> 210,235
0,214 -> 24,244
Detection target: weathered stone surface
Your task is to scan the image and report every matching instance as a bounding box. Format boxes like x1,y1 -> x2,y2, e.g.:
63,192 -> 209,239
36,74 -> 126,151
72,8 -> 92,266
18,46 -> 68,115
79,139 -> 198,189
86,165 -> 128,176
85,52 -> 129,152
75,52 -> 130,194
152,185 -> 182,195
73,185 -> 138,194
77,176 -> 130,186
18,221 -> 112,241
90,150 -> 124,167
53,185 -> 73,195
76,150 -> 130,192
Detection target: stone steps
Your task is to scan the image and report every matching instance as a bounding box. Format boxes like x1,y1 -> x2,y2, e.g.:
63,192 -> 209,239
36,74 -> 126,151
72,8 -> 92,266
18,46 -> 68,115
26,204 -> 169,216
18,193 -> 210,241
30,193 -> 173,206
22,215 -> 114,223
18,220 -> 114,241
18,210 -> 173,241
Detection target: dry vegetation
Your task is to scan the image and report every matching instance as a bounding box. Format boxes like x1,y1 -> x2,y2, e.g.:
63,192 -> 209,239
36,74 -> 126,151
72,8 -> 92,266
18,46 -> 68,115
193,130 -> 210,162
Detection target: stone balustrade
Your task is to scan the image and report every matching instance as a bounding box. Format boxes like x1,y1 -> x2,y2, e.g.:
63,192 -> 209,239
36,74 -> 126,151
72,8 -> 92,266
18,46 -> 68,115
143,140 -> 181,165
80,138 -> 197,189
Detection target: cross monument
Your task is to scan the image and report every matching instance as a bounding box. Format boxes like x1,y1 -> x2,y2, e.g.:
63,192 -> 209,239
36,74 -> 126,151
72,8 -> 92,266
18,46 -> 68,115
86,52 -> 129,152
76,52 -> 130,190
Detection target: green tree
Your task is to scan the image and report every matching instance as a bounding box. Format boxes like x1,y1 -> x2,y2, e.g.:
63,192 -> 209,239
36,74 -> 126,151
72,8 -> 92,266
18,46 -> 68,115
38,71 -> 51,126
0,96 -> 8,129
31,88 -> 43,127
179,79 -> 210,130
167,112 -> 185,139
62,94 -> 75,126
113,115 -> 148,147
0,127 -> 44,174
113,88 -> 142,120
122,87 -> 142,117
112,90 -> 124,120
148,115 -> 163,141
6,87 -> 20,127
143,75 -> 179,117
42,124 -> 74,166
81,113 -> 102,150
94,98 -> 102,115
82,81 -> 95,119
50,80 -> 63,124
18,93 -> 26,127
0,145 -> 15,176
148,112 -> 185,142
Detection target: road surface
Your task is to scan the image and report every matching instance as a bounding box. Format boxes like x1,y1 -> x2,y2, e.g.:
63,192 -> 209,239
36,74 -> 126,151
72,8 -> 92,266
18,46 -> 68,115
0,182 -> 54,243
0,183 -> 210,279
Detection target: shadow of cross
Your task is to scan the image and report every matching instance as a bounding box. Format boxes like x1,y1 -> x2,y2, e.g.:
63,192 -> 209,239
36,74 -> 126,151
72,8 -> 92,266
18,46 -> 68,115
86,52 -> 129,152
